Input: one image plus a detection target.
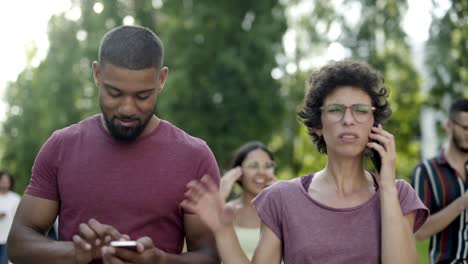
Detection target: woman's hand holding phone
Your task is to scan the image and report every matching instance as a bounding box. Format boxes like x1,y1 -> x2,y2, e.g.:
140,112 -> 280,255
367,124 -> 397,187
369,124 -> 382,173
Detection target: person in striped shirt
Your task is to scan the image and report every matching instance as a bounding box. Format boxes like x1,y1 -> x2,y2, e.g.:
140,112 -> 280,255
411,98 -> 468,264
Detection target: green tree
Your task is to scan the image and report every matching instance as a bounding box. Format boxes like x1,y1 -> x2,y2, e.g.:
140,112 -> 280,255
1,0 -> 287,192
2,17 -> 87,192
425,0 -> 468,109
270,1 -> 336,179
158,0 -> 287,168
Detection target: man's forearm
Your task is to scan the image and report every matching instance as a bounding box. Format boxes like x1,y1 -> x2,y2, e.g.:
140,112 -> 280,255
8,226 -> 76,264
415,197 -> 464,240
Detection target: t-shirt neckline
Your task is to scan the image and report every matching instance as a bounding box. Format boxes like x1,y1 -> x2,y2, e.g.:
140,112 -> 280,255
96,114 -> 165,144
298,173 -> 380,212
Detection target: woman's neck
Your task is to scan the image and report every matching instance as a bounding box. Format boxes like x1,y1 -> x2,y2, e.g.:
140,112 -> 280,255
231,194 -> 261,228
318,156 -> 372,196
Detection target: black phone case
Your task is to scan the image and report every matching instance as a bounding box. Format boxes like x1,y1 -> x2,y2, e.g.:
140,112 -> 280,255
370,148 -> 381,173
370,123 -> 382,173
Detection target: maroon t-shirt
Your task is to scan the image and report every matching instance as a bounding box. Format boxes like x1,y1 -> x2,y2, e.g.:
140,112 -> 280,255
253,174 -> 429,264
26,114 -> 220,263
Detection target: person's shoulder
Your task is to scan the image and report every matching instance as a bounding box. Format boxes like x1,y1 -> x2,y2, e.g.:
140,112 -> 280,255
413,153 -> 444,169
396,178 -> 412,190
159,120 -> 210,150
262,178 -> 301,194
52,114 -> 99,140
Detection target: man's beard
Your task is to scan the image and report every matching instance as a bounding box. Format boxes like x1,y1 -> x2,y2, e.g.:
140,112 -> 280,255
100,101 -> 155,142
105,114 -> 152,142
452,128 -> 468,153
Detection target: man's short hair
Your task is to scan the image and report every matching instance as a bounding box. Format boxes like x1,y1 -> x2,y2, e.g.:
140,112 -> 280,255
98,25 -> 164,69
449,98 -> 468,120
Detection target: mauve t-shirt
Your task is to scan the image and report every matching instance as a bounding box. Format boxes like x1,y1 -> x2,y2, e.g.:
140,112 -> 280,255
25,114 -> 220,264
253,174 -> 428,264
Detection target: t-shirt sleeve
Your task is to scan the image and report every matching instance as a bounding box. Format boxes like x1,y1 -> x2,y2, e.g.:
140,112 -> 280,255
397,179 -> 429,233
25,131 -> 61,201
195,142 -> 220,187
252,182 -> 284,240
183,141 -> 221,214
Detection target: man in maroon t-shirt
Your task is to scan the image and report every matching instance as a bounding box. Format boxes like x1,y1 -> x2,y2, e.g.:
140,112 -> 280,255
7,25 -> 220,264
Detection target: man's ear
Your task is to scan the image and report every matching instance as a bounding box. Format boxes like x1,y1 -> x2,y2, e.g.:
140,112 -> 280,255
444,118 -> 452,134
92,61 -> 101,86
156,67 -> 169,92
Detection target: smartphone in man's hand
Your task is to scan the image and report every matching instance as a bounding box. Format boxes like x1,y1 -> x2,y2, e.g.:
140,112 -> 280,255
110,240 -> 138,251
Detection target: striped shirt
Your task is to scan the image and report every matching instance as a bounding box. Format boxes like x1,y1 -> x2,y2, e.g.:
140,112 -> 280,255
411,151 -> 468,264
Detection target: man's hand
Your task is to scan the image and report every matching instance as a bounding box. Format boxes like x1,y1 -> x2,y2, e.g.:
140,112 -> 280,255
72,218 -> 123,264
102,236 -> 167,264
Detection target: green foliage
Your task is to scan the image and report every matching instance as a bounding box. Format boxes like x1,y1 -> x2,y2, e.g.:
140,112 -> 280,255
158,0 -> 287,168
425,0 -> 468,108
2,17 -> 88,192
1,0 -> 287,192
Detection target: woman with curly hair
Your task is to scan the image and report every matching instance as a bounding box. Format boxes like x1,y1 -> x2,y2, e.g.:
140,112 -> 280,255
181,59 -> 428,264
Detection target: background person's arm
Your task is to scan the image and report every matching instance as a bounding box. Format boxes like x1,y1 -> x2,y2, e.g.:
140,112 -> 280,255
411,161 -> 468,241
415,194 -> 467,240
220,167 -> 242,200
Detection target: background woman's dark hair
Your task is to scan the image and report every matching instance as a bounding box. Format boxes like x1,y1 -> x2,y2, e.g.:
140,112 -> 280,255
230,141 -> 274,168
298,59 -> 392,154
0,170 -> 14,191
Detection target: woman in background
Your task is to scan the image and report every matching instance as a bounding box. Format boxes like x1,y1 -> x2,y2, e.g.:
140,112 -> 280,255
219,141 -> 276,260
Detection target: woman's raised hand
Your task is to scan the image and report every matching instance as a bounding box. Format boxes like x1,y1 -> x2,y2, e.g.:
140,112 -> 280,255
181,175 -> 236,234
220,167 -> 243,200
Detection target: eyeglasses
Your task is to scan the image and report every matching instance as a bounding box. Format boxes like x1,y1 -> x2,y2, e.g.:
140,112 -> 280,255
451,118 -> 468,131
320,104 -> 375,123
242,161 -> 276,173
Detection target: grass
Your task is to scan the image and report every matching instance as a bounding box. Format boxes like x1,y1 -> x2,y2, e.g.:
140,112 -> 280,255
417,239 -> 430,264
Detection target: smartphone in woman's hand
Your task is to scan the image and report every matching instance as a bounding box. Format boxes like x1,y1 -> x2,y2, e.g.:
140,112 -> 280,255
370,124 -> 382,173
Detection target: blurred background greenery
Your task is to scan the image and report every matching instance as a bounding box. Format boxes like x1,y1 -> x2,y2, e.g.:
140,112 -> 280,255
0,1 -> 466,262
